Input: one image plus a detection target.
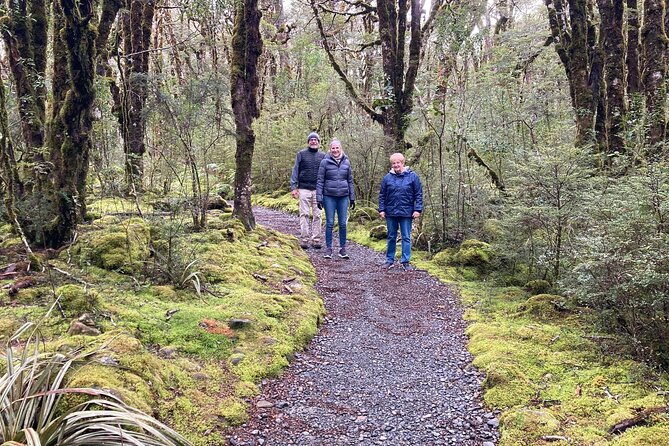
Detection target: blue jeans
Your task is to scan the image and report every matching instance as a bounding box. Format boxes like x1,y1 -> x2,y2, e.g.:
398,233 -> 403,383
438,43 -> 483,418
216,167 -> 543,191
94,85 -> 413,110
386,216 -> 413,264
323,195 -> 349,248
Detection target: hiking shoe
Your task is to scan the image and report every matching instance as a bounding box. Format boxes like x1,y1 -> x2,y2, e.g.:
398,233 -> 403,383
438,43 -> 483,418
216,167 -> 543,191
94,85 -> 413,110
312,242 -> 322,249
338,248 -> 349,259
401,263 -> 415,271
383,261 -> 395,270
299,241 -> 309,249
323,248 -> 333,259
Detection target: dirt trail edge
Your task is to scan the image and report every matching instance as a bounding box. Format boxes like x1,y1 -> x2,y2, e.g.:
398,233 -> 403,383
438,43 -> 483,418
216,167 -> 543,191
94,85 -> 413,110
227,207 -> 499,446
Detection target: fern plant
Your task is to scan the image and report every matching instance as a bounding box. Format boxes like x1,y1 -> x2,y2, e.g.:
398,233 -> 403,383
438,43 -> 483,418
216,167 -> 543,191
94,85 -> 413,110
0,323 -> 192,446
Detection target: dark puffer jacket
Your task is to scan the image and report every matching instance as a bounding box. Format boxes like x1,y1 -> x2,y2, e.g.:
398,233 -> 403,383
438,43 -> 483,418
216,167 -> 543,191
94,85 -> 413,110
316,154 -> 355,202
290,148 -> 326,191
378,168 -> 423,217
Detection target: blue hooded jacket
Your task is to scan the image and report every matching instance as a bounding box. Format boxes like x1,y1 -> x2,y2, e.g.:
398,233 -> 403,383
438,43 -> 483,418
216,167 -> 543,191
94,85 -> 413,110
378,168 -> 423,217
316,154 -> 355,202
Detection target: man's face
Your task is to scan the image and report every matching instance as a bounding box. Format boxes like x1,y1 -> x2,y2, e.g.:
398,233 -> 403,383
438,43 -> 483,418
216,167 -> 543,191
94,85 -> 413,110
308,137 -> 320,148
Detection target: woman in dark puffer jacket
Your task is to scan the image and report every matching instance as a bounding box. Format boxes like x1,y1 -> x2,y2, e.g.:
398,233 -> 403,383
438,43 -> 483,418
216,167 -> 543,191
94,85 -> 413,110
316,139 -> 355,259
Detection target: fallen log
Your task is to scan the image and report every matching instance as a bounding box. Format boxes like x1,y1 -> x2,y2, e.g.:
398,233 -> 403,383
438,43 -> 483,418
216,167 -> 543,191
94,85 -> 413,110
608,405 -> 669,434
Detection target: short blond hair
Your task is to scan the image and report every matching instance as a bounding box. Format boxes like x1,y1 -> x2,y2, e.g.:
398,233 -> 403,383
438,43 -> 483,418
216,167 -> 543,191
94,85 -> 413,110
389,153 -> 405,163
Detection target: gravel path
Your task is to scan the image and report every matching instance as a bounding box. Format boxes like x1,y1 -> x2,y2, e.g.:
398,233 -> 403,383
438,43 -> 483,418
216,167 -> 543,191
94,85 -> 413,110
226,207 -> 499,446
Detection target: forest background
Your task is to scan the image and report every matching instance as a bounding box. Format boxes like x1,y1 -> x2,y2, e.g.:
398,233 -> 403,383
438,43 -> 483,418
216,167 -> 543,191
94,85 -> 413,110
0,0 -> 669,444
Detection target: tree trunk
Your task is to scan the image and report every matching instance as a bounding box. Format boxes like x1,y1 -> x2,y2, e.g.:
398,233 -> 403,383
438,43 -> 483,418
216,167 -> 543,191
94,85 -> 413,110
626,0 -> 641,96
545,0 -> 598,148
641,0 -> 667,152
124,0 -> 156,193
230,0 -> 263,230
44,0 -> 97,247
0,0 -> 47,181
598,0 -> 626,157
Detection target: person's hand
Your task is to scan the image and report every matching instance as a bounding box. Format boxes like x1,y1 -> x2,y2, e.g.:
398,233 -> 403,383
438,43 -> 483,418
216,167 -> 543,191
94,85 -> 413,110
379,211 -> 385,219
412,211 -> 421,219
291,190 -> 299,199
317,202 -> 323,210
350,200 -> 355,210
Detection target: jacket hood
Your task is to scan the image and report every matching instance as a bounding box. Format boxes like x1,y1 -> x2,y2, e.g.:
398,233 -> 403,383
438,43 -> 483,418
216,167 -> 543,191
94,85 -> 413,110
389,167 -> 412,175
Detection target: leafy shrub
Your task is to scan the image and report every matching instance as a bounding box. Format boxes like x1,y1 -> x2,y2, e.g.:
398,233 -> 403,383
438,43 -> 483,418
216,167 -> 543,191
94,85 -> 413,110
562,164 -> 669,365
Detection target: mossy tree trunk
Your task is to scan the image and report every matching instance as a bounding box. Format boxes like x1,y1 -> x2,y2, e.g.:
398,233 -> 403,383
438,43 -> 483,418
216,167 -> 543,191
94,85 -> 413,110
626,0 -> 641,96
230,0 -> 263,231
44,0 -> 97,246
545,0 -> 600,149
597,0 -> 626,157
122,0 -> 156,194
0,0 -> 112,248
641,0 -> 667,153
0,0 -> 48,192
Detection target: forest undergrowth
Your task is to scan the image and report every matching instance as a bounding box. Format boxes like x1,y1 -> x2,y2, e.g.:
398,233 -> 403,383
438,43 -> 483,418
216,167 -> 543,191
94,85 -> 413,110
1,193 -> 668,445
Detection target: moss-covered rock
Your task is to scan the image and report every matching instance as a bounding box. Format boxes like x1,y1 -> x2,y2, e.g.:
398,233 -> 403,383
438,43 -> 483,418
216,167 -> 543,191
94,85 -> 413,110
55,284 -> 99,317
453,239 -> 494,268
350,206 -> 379,224
524,279 -> 552,295
75,217 -> 150,273
432,248 -> 457,266
521,294 -> 565,321
369,225 -> 387,240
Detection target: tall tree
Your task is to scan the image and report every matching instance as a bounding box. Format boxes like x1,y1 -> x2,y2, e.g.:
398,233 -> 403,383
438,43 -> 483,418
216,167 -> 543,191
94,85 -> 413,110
230,0 -> 263,230
0,0 -> 102,247
597,0 -> 626,156
641,0 -> 667,151
310,0 -> 447,154
121,0 -> 156,193
545,0 -> 600,148
626,0 -> 641,96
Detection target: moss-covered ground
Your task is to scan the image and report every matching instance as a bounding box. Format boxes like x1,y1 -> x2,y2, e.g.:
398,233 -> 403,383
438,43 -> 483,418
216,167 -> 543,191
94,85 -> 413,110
254,192 -> 669,446
0,198 -> 324,445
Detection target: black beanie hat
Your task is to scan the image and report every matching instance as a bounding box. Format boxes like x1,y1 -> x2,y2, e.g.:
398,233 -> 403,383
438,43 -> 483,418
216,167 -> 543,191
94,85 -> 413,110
307,132 -> 320,143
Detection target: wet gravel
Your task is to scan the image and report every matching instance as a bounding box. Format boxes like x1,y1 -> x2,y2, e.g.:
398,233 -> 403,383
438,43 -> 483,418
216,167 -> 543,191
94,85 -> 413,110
226,207 -> 499,446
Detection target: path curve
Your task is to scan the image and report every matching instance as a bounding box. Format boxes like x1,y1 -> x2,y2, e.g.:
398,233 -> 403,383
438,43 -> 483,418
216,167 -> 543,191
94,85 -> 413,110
227,207 -> 499,446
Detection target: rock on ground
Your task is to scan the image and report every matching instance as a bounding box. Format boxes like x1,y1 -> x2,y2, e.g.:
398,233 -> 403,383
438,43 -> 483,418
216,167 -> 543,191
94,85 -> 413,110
226,207 -> 499,446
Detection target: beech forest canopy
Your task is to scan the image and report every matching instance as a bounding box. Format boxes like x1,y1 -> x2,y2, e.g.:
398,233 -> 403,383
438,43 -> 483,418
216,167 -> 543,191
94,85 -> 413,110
0,0 -> 669,365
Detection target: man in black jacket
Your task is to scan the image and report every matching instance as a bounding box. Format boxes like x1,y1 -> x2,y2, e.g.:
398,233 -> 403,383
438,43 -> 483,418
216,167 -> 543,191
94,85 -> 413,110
290,132 -> 326,249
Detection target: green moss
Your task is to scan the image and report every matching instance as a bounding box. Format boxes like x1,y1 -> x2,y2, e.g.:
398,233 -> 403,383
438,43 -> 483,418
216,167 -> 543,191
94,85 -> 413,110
432,248 -> 456,266
55,284 -> 99,317
524,279 -> 552,295
521,294 -> 566,321
613,425 -> 669,445
500,409 -> 561,442
74,217 -> 150,273
217,396 -> 249,425
454,239 -> 494,268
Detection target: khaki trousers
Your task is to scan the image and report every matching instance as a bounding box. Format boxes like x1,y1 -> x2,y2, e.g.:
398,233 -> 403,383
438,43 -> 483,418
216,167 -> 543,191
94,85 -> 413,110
298,189 -> 322,244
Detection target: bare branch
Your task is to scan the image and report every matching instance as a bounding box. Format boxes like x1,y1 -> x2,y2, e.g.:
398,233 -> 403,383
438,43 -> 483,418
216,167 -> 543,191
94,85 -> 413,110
310,0 -> 384,124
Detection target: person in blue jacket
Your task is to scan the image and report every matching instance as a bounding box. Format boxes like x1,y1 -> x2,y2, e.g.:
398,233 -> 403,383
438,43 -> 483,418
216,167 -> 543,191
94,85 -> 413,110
316,139 -> 355,259
378,152 -> 423,271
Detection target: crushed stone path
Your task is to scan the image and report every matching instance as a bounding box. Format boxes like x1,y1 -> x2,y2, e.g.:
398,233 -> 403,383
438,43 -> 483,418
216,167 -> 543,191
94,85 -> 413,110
226,207 -> 499,446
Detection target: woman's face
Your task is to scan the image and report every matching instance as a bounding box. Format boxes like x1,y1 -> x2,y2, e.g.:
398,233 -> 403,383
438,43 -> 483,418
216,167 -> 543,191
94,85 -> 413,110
330,142 -> 342,158
391,156 -> 405,173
